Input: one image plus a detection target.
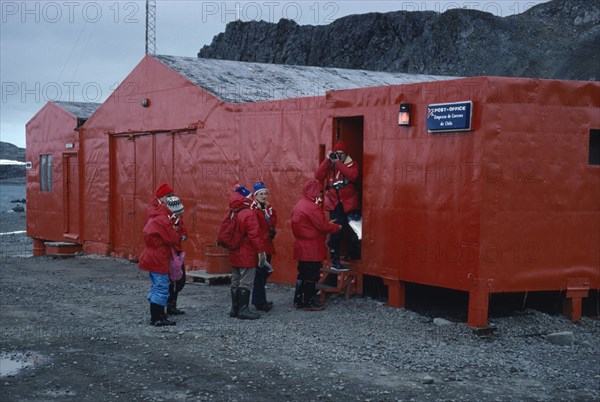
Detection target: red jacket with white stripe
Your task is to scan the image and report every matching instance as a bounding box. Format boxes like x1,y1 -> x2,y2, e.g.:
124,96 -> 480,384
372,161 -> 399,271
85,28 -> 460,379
251,200 -> 277,256
315,156 -> 360,213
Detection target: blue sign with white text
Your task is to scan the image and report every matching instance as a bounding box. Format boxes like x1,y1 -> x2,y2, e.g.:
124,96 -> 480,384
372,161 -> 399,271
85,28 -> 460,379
426,101 -> 473,132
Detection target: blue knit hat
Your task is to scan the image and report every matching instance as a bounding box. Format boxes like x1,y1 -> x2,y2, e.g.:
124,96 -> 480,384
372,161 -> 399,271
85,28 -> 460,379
253,181 -> 268,195
234,184 -> 251,198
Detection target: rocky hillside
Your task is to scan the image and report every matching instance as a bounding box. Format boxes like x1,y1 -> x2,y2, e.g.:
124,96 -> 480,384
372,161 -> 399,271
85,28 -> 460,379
0,141 -> 25,162
198,0 -> 599,81
0,141 -> 26,181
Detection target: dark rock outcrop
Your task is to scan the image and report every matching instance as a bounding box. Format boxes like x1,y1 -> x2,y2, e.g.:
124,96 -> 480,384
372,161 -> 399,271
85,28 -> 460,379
198,0 -> 599,80
0,141 -> 26,182
0,141 -> 25,162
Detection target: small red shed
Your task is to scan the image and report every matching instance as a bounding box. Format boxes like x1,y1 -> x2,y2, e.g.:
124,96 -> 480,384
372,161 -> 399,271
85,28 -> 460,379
26,55 -> 600,327
26,101 -> 100,250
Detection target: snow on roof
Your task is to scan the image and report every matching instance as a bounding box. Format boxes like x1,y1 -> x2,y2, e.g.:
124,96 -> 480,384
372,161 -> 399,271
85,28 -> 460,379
154,55 -> 456,103
53,101 -> 101,119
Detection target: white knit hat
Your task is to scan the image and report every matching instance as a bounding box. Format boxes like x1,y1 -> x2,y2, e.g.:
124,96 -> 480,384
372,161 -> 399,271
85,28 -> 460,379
165,196 -> 184,215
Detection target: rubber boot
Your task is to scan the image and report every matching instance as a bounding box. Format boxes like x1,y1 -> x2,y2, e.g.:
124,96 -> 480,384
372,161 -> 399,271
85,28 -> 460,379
229,287 -> 239,317
303,281 -> 325,311
237,288 -> 259,320
167,292 -> 185,315
150,303 -> 176,326
293,280 -> 304,309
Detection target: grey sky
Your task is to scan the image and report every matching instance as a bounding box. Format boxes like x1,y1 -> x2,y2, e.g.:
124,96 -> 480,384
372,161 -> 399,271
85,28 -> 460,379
1,0 -> 549,148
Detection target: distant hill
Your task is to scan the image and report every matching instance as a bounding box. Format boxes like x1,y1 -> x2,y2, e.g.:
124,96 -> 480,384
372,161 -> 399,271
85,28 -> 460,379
198,0 -> 599,81
0,141 -> 25,162
0,141 -> 26,182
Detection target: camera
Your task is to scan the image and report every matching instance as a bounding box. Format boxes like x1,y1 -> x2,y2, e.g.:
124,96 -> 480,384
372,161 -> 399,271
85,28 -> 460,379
329,152 -> 338,160
332,178 -> 348,190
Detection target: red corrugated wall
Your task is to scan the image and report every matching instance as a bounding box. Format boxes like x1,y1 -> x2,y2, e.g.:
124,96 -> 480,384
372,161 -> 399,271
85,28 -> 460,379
27,56 -> 600,326
26,102 -> 80,241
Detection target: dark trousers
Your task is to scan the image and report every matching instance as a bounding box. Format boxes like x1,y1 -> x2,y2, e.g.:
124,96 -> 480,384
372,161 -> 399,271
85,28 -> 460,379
252,255 -> 272,305
297,261 -> 321,282
327,203 -> 361,259
296,261 -> 322,304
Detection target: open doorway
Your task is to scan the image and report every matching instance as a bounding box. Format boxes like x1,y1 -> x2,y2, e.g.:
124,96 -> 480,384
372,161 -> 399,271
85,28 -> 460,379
332,116 -> 364,261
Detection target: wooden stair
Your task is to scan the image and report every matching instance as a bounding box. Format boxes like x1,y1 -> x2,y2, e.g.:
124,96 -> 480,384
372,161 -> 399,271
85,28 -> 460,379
317,263 -> 362,304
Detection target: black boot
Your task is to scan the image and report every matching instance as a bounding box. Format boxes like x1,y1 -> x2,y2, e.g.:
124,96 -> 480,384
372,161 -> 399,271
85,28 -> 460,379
167,292 -> 185,315
330,250 -> 349,272
150,303 -> 176,326
303,281 -> 325,311
237,288 -> 259,320
254,302 -> 273,312
293,280 -> 305,309
229,287 -> 239,317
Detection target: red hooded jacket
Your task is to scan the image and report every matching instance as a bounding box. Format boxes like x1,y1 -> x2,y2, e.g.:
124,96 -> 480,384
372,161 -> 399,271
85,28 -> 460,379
227,191 -> 265,268
144,198 -> 188,253
315,156 -> 360,213
139,199 -> 181,274
291,180 -> 341,262
251,200 -> 277,256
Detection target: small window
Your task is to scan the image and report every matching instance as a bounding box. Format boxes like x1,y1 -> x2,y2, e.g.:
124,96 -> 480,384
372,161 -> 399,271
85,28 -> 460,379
590,129 -> 600,166
40,154 -> 53,191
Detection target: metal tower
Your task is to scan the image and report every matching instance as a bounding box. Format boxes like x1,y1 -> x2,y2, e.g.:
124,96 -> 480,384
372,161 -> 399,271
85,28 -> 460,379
145,0 -> 156,55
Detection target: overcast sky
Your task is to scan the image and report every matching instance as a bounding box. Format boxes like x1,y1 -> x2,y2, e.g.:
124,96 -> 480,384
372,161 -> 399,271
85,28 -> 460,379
1,0 -> 550,148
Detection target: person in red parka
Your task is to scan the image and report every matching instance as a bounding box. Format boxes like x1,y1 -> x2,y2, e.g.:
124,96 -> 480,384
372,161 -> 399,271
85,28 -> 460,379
315,140 -> 361,271
291,179 -> 342,311
227,184 -> 267,320
139,182 -> 182,326
250,181 -> 277,312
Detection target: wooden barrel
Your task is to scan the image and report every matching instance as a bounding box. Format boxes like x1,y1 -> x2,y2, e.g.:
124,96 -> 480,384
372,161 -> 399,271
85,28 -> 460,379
205,245 -> 230,274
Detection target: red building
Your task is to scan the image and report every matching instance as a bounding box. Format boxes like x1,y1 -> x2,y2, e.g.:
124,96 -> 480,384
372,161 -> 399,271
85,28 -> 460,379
26,55 -> 600,327
26,101 -> 100,245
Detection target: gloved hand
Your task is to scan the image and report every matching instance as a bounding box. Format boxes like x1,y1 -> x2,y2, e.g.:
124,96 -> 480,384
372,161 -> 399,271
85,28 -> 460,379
258,252 -> 266,268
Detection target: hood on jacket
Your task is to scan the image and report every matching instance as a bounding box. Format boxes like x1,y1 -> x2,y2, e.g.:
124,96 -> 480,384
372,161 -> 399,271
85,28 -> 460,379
302,180 -> 323,203
228,191 -> 252,210
147,197 -> 169,218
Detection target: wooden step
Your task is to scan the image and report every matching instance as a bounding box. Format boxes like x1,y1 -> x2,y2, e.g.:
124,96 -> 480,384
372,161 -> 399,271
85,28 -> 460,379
44,242 -> 82,258
186,270 -> 231,286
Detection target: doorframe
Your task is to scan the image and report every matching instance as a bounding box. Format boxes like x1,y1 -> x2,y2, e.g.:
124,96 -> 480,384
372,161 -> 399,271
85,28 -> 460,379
62,151 -> 80,240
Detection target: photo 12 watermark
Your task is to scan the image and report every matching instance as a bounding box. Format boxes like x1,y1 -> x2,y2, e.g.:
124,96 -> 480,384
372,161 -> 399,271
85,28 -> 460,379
1,81 -> 117,104
1,1 -> 141,24
397,1 -> 542,17
199,1 -> 340,24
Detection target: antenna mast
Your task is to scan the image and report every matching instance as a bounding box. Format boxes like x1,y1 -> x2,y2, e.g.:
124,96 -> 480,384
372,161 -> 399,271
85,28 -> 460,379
145,0 -> 156,55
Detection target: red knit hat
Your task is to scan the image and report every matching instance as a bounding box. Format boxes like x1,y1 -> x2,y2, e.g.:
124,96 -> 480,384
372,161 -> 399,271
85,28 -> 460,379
156,182 -> 174,198
333,141 -> 347,152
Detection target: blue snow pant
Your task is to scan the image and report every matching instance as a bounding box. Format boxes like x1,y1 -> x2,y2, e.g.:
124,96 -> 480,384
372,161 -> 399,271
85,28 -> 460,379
147,272 -> 170,306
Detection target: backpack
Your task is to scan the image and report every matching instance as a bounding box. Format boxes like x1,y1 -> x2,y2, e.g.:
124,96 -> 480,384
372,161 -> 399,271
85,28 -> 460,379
217,208 -> 244,250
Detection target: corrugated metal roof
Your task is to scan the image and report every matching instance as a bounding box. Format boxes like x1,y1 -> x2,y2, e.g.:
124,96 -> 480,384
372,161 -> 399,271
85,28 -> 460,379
154,55 -> 456,103
53,101 -> 101,119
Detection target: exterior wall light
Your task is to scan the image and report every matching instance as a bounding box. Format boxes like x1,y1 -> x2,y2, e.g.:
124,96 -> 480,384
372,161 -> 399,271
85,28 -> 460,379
398,103 -> 411,126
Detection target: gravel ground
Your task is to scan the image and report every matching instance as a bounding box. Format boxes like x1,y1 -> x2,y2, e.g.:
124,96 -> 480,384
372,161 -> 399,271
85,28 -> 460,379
1,212 -> 599,401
